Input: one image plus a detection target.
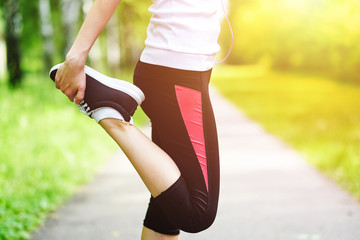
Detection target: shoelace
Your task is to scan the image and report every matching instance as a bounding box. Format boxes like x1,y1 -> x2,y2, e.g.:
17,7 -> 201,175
76,100 -> 92,115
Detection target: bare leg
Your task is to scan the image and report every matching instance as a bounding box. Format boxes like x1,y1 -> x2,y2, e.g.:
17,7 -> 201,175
141,226 -> 180,240
99,118 -> 181,197
100,118 -> 181,239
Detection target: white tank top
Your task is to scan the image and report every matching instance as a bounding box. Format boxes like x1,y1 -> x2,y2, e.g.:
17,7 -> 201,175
140,0 -> 221,71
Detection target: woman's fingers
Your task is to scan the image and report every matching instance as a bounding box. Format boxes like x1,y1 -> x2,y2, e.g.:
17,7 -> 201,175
54,63 -> 86,103
74,82 -> 86,104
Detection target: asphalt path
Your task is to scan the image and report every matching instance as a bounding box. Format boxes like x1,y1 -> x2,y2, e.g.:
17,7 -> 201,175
32,87 -> 360,240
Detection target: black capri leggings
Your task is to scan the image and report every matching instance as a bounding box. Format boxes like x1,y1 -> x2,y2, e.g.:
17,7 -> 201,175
133,61 -> 220,235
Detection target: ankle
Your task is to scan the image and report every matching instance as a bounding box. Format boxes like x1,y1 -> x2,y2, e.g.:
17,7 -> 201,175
92,107 -> 125,123
99,118 -> 133,132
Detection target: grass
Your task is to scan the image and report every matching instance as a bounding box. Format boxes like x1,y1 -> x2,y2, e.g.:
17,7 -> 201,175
212,65 -> 360,200
0,73 -> 147,240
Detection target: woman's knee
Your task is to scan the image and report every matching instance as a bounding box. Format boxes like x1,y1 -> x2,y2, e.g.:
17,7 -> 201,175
179,212 -> 217,233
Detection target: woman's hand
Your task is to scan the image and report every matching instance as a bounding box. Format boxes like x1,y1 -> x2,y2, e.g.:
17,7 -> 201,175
55,56 -> 86,105
54,0 -> 122,104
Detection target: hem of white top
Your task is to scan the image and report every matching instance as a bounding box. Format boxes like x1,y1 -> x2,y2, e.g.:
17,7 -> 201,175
140,47 -> 217,72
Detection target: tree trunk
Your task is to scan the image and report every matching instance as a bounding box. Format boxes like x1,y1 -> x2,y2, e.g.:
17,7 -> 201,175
4,0 -> 22,87
118,5 -> 136,69
39,0 -> 54,70
106,12 -> 121,76
61,0 -> 81,55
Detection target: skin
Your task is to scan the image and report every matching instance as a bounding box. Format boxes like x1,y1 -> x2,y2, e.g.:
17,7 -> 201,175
55,0 -> 122,104
99,119 -> 181,240
55,0 -> 181,239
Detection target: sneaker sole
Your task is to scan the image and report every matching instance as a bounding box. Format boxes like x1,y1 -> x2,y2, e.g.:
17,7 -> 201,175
49,63 -> 145,105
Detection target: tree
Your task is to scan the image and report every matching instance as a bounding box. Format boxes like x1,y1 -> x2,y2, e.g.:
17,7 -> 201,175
39,0 -> 54,70
61,0 -> 81,55
116,0 -> 151,69
4,0 -> 22,87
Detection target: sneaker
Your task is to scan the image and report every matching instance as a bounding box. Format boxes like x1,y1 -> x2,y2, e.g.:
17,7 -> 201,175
49,63 -> 145,123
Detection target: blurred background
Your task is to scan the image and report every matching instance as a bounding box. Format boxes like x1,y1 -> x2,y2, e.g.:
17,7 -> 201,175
0,0 -> 151,82
0,0 -> 359,239
221,0 -> 360,82
2,0 -> 360,82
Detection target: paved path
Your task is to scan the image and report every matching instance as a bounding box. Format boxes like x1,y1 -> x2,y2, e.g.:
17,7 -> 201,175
32,87 -> 360,240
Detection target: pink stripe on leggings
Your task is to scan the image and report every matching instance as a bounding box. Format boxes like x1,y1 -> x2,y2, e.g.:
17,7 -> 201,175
175,85 -> 208,191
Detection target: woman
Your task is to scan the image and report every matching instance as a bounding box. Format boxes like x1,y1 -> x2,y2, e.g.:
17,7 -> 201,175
53,0 -> 222,239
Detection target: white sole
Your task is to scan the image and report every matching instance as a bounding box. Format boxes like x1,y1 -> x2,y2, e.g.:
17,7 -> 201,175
49,63 -> 145,105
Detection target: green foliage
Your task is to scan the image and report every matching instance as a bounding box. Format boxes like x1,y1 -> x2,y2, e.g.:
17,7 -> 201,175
19,0 -> 41,50
227,0 -> 360,82
213,65 -> 360,199
0,7 -> 4,33
0,74 -> 132,240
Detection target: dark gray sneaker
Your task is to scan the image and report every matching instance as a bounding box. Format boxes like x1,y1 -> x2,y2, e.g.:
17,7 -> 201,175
49,63 -> 145,123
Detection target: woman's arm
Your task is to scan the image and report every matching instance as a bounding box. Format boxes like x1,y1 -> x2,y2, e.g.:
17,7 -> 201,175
55,0 -> 122,104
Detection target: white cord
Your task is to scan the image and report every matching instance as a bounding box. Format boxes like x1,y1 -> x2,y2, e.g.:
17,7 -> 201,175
216,0 -> 234,64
